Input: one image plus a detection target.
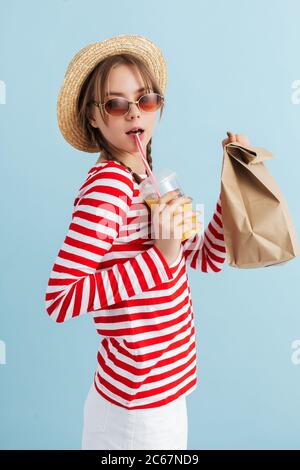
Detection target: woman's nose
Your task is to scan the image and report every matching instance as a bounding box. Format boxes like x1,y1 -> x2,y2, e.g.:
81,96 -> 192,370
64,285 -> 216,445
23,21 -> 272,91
127,102 -> 140,118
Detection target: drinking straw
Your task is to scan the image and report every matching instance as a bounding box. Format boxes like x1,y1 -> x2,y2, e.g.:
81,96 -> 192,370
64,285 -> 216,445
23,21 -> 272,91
134,133 -> 161,197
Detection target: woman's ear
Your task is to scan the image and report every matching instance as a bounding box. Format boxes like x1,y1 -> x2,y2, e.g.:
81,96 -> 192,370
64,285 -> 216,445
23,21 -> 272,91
87,107 -> 98,128
89,119 -> 98,128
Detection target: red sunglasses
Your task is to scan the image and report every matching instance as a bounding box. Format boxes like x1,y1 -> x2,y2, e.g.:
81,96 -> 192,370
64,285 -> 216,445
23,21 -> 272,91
91,92 -> 164,117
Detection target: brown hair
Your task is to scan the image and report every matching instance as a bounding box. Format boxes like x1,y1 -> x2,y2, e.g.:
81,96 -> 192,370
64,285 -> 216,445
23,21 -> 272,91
77,53 -> 165,185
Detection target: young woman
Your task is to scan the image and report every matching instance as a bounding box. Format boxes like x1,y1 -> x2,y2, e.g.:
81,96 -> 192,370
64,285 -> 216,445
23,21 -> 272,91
45,34 -> 250,450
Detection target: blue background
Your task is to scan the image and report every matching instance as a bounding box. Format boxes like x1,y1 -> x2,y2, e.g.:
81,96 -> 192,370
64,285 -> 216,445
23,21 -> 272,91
1,0 -> 300,450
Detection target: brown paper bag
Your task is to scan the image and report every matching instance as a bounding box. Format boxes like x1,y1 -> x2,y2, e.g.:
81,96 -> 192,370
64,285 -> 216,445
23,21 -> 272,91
220,141 -> 300,268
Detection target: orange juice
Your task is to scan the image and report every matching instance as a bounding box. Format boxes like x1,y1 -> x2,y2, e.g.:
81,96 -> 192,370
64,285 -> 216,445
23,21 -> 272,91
144,198 -> 198,241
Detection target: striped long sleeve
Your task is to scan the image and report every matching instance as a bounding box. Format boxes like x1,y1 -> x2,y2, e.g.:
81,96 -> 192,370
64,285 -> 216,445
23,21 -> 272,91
45,163 -> 175,323
182,195 -> 226,272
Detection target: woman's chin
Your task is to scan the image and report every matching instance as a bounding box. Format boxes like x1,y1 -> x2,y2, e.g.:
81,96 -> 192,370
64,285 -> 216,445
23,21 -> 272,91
124,134 -> 149,150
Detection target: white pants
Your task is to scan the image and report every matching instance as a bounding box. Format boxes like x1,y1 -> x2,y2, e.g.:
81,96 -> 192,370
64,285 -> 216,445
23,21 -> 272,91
81,382 -> 188,450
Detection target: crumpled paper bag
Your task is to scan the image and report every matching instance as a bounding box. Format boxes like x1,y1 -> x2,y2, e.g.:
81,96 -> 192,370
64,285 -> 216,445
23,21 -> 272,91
220,141 -> 300,268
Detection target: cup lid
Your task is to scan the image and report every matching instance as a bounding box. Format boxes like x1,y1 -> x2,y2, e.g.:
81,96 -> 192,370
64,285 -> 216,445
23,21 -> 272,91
139,168 -> 179,196
155,168 -> 177,184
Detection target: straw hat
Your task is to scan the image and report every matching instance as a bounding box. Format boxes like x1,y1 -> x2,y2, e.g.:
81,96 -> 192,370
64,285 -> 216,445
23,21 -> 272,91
57,34 -> 168,153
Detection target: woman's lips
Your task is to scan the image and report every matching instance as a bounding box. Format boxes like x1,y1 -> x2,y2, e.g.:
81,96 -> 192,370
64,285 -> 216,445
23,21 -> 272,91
126,131 -> 145,140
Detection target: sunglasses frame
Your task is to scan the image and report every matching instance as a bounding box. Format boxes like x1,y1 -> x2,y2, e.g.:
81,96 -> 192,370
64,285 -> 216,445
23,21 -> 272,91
91,92 -> 165,117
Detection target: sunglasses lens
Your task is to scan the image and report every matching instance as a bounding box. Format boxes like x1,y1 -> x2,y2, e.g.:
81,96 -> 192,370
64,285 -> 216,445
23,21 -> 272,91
139,93 -> 163,112
104,93 -> 163,116
105,98 -> 129,116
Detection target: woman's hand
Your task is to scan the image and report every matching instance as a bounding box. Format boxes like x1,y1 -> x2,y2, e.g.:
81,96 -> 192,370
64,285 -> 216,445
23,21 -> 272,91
152,190 -> 197,265
222,131 -> 251,149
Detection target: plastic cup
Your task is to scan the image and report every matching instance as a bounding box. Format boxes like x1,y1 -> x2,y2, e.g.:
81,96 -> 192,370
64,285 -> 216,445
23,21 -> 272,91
139,168 -> 198,241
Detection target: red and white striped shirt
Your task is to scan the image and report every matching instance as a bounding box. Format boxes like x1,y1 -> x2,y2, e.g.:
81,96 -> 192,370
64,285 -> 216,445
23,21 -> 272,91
45,160 -> 226,409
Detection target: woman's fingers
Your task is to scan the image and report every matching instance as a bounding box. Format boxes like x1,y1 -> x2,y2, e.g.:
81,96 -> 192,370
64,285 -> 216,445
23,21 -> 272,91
221,138 -> 228,148
236,133 -> 250,146
222,131 -> 251,149
227,131 -> 236,141
149,190 -> 179,214
221,131 -> 236,148
159,189 -> 181,205
150,190 -> 203,241
173,211 -> 193,224
150,192 -> 194,221
176,213 -> 203,237
174,210 -> 201,226
164,195 -> 193,214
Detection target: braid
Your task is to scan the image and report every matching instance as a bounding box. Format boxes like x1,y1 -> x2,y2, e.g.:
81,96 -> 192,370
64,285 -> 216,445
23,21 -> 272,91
146,139 -> 153,172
